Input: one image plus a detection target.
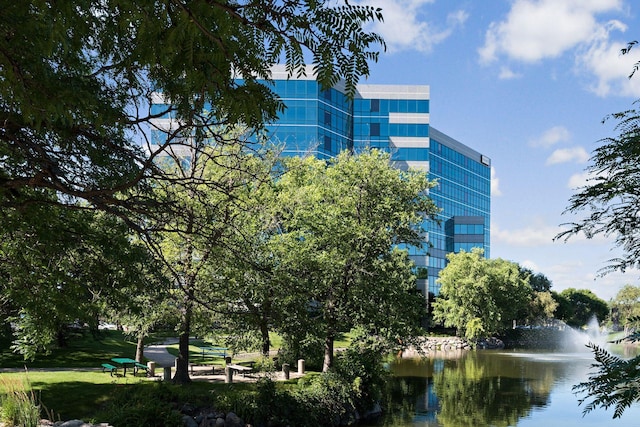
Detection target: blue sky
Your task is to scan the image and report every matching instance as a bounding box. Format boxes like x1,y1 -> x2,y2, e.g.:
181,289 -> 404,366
353,0 -> 640,300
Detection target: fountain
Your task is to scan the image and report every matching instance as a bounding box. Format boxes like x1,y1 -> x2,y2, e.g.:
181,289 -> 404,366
559,315 -> 607,352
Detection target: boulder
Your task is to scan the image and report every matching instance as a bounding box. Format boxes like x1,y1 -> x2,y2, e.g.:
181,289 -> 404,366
224,412 -> 244,427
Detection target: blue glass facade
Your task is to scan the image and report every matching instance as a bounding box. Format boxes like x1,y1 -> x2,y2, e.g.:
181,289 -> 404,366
262,78 -> 353,159
149,66 -> 491,296
427,127 -> 491,294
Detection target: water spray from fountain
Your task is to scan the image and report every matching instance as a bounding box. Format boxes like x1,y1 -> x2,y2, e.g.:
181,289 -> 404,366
561,315 -> 607,352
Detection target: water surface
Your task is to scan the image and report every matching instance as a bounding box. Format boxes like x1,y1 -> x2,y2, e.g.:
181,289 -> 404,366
380,347 -> 640,426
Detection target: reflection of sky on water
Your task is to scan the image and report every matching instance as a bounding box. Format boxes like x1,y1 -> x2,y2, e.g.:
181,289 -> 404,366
412,379 -> 438,424
384,348 -> 640,427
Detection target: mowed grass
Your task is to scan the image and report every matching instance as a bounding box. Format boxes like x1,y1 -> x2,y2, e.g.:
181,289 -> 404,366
0,330 -> 139,369
0,370 -> 149,420
0,329 -> 354,421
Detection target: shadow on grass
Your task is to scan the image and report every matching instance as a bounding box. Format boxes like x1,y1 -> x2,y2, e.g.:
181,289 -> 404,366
0,330 -> 138,369
34,381 -> 120,421
33,379 -> 255,422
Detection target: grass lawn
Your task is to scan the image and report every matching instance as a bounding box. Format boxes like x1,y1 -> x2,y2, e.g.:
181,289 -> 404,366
0,328 -> 353,422
0,330 -> 140,369
0,370 -> 150,421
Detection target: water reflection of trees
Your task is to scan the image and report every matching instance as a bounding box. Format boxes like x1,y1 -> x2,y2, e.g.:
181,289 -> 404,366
384,352 -> 559,426
435,352 -> 555,426
383,376 -> 432,426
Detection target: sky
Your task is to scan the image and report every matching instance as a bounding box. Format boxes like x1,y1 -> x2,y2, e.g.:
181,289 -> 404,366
352,0 -> 640,301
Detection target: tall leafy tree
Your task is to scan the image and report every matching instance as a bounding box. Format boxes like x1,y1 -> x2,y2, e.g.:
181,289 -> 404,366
0,0 -> 387,372
558,41 -> 640,418
526,290 -> 558,326
555,101 -> 640,274
552,288 -> 609,328
273,150 -> 439,371
432,248 -> 532,339
519,267 -> 553,292
143,140 -> 278,384
610,284 -> 640,334
0,199 -> 158,359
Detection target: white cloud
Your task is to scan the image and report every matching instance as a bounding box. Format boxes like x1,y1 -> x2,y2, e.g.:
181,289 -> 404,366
567,171 -> 591,189
545,146 -> 590,165
529,126 -> 572,148
479,0 -> 623,64
491,221 -> 559,247
498,66 -> 522,80
359,0 -> 467,53
477,0 -> 640,97
491,166 -> 502,196
520,259 -> 540,271
576,24 -> 640,97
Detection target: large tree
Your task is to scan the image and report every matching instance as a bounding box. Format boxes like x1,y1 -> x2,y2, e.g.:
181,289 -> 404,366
555,41 -> 640,418
0,200 -> 159,359
143,140 -> 277,384
273,150 -> 439,371
0,0 -> 384,227
610,284 -> 640,334
552,288 -> 609,328
555,102 -> 640,274
432,248 -> 532,339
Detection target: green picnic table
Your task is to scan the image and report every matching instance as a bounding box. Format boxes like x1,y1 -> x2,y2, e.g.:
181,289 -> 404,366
110,357 -> 148,376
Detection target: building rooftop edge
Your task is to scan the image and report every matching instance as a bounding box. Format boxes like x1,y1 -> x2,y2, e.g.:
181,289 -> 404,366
269,65 -> 429,99
429,127 -> 491,166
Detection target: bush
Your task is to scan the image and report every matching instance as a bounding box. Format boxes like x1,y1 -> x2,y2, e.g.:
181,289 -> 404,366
0,376 -> 41,427
252,356 -> 276,373
96,383 -> 187,427
333,334 -> 390,415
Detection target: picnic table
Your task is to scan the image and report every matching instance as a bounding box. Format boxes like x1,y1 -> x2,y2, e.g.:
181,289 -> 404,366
110,357 -> 148,376
227,363 -> 253,376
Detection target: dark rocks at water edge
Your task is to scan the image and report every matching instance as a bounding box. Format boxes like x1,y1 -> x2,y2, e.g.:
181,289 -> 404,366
476,337 -> 505,349
402,336 -> 505,356
181,406 -> 246,427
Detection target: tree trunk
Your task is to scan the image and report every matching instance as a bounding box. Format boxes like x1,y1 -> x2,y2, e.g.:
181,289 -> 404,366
322,333 -> 334,372
260,321 -> 271,358
173,299 -> 192,384
135,334 -> 144,363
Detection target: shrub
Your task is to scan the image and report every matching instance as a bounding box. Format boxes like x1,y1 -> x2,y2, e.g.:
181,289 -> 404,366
252,356 -> 276,373
96,383 -> 186,427
333,335 -> 390,413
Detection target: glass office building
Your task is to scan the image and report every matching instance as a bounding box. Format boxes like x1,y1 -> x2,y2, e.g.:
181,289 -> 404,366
150,65 -> 491,296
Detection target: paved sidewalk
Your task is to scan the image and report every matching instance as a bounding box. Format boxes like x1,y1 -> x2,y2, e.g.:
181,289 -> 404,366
144,338 -> 178,368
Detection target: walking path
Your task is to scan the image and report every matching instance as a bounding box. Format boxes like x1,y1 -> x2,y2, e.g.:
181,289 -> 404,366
144,338 -> 179,367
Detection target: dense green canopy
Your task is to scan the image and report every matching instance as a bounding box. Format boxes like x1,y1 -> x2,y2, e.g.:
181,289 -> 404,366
0,0 -> 384,227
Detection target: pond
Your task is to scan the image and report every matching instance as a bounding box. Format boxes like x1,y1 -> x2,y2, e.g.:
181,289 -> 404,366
378,345 -> 640,426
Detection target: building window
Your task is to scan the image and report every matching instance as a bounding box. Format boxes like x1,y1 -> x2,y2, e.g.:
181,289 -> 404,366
370,99 -> 380,112
324,111 -> 331,126
370,122 -> 380,137
324,135 -> 332,152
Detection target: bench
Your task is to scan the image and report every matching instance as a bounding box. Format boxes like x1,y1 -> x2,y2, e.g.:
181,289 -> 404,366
101,363 -> 118,376
134,362 -> 149,376
198,346 -> 228,359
